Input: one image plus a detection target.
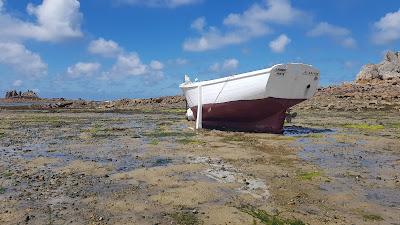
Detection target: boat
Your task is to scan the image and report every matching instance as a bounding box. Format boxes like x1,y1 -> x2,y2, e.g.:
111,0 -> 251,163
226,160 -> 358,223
179,63 -> 320,133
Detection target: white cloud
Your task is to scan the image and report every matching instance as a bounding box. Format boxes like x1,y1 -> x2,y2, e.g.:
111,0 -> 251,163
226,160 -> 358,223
341,37 -> 356,48
167,58 -> 188,66
88,38 -> 122,57
150,60 -> 164,70
143,70 -> 164,85
209,63 -> 220,72
175,58 -> 188,65
191,17 -> 206,32
0,42 -> 47,77
87,38 -> 165,83
101,53 -> 165,82
183,0 -> 306,51
0,0 -> 83,42
223,0 -> 305,27
307,22 -> 356,48
112,53 -> 149,76
111,53 -> 148,77
308,22 -> 349,37
223,58 -> 239,70
210,58 -> 239,72
183,28 -> 247,52
13,80 -> 22,87
67,62 -> 101,78
269,34 -> 291,53
114,0 -> 202,8
372,9 -> 400,44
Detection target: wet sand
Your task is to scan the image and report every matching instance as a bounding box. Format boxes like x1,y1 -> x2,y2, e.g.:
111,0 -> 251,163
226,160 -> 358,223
0,108 -> 399,225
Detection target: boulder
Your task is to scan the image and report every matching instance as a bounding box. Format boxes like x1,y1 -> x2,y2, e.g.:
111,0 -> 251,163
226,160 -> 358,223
4,90 -> 40,99
21,90 -> 39,99
356,51 -> 400,82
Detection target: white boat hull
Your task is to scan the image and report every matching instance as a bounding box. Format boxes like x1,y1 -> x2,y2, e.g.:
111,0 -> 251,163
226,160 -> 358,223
180,63 -> 320,133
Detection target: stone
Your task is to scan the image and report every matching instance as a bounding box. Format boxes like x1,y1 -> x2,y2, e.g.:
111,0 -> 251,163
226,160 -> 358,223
356,64 -> 379,80
356,51 -> 400,82
4,90 -> 40,99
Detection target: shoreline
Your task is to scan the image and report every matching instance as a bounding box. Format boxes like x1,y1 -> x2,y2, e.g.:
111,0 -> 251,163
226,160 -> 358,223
2,78 -> 400,112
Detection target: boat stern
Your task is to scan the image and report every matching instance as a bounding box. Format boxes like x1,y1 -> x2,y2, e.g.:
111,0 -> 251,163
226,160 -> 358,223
267,63 -> 320,100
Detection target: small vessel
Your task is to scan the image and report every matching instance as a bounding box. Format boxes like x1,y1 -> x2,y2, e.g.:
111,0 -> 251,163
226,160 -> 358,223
180,63 -> 320,133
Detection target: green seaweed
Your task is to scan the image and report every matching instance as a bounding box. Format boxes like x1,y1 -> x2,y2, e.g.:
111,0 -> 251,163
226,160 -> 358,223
268,135 -> 297,141
343,124 -> 384,131
239,206 -> 305,225
171,211 -> 201,225
0,186 -> 6,194
304,133 -> 324,139
298,171 -> 321,181
149,139 -> 160,145
2,171 -> 13,178
83,123 -> 129,137
388,123 -> 400,129
362,213 -> 383,221
221,134 -> 257,143
177,138 -> 205,145
143,130 -> 195,138
162,108 -> 187,114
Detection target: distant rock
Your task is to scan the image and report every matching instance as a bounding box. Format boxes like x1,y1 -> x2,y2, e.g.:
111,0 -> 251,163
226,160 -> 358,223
295,79 -> 400,112
4,90 -> 40,99
356,51 -> 400,82
295,51 -> 400,112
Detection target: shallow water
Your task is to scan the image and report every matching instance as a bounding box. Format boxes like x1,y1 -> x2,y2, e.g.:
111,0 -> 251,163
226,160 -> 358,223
0,102 -> 49,107
298,135 -> 400,210
283,125 -> 334,136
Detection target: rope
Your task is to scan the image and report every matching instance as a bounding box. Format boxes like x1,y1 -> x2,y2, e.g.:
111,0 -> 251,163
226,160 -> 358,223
213,76 -> 231,104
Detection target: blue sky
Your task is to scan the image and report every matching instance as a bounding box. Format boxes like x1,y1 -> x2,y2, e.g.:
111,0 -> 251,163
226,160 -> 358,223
0,0 -> 399,100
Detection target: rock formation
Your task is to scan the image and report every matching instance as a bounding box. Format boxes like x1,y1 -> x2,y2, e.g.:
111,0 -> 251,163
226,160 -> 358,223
295,51 -> 400,112
4,90 -> 40,99
356,51 -> 400,82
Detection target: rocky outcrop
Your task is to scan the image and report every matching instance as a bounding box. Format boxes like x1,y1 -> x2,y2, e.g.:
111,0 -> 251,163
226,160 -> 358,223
5,90 -> 40,99
356,51 -> 400,82
295,79 -> 400,111
109,96 -> 186,109
94,96 -> 186,110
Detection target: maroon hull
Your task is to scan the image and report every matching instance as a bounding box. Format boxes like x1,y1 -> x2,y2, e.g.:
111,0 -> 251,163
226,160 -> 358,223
191,97 -> 305,133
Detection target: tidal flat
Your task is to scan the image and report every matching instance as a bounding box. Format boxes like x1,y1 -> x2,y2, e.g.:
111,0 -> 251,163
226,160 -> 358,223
0,109 -> 399,225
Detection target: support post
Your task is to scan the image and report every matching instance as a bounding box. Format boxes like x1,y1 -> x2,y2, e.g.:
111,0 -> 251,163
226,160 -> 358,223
196,85 -> 203,129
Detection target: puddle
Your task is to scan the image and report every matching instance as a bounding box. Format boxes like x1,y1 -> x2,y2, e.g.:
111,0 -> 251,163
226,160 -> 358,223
298,135 -> 400,208
1,143 -> 177,174
0,102 -> 52,107
366,188 -> 400,208
0,112 -> 180,175
284,126 -> 334,136
189,157 -> 270,199
115,156 -> 175,172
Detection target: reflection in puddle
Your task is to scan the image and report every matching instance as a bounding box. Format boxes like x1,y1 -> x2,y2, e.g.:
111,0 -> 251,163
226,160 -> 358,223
367,189 -> 400,208
298,135 -> 400,208
283,126 -> 333,136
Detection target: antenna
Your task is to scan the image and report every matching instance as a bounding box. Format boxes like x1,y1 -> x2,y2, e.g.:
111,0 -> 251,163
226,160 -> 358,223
184,74 -> 191,83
